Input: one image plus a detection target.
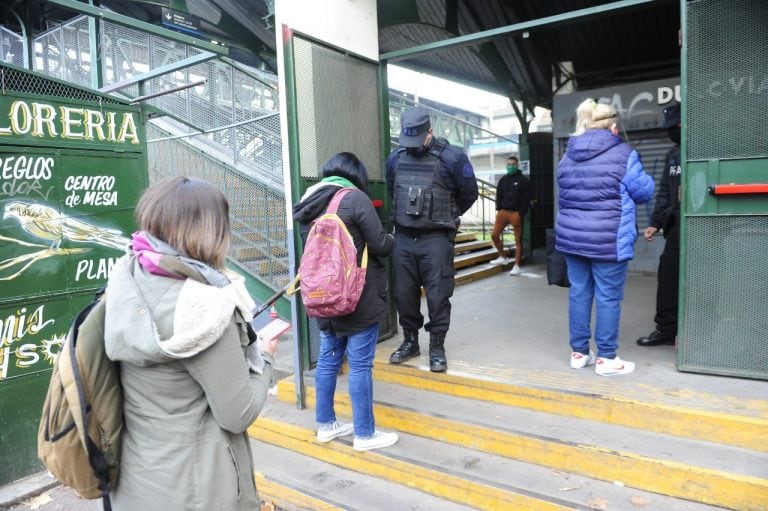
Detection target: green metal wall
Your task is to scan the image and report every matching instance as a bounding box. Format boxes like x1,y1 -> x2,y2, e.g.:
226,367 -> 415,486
678,0 -> 768,379
0,63 -> 148,484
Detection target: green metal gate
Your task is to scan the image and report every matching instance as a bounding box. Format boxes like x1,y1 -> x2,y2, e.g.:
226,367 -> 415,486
678,0 -> 768,379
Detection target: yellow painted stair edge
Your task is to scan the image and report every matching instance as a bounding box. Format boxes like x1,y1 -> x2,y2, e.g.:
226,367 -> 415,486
249,416 -> 575,511
277,378 -> 768,511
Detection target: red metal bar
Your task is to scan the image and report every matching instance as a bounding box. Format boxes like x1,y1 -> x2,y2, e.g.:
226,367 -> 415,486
708,183 -> 768,196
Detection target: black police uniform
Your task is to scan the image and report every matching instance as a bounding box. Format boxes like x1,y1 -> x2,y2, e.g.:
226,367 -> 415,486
385,137 -> 478,370
651,145 -> 681,340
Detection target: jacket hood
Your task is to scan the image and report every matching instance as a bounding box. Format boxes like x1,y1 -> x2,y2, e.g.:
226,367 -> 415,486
566,129 -> 623,162
104,256 -> 253,366
293,182 -> 344,224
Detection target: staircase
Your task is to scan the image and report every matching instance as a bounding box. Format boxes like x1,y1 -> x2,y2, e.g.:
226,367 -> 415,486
454,231 -> 515,285
247,350 -> 768,511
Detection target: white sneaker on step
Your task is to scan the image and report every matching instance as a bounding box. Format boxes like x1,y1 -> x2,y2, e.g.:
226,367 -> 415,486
595,356 -> 636,376
570,351 -> 596,369
316,421 -> 354,442
489,256 -> 511,266
509,265 -> 521,275
353,430 -> 399,451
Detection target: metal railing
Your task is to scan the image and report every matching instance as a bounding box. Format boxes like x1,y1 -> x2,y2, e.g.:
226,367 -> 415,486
3,15 -> 514,294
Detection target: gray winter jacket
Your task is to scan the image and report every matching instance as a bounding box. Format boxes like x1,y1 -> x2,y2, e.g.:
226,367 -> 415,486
103,256 -> 274,511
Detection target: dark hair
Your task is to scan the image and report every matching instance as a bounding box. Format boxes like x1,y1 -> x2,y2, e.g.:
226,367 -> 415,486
507,155 -> 519,163
322,152 -> 370,195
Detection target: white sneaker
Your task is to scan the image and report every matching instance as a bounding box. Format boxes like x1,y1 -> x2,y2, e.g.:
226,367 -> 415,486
509,265 -> 521,276
570,351 -> 596,369
353,430 -> 399,451
316,421 -> 354,442
595,356 -> 636,376
489,256 -> 511,266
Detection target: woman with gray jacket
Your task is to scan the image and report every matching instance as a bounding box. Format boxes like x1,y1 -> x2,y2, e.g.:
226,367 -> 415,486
104,176 -> 277,510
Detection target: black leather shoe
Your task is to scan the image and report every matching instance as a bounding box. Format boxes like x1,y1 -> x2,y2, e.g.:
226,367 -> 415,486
636,330 -> 675,346
429,347 -> 447,372
390,341 -> 419,363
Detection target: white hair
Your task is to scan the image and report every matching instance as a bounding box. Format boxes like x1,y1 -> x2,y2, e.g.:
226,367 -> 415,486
572,98 -> 618,136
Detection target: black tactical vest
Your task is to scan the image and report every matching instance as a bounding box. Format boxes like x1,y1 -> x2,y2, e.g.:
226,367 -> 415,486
393,140 -> 457,230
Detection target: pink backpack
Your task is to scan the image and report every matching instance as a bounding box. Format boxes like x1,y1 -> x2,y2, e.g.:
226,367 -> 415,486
295,188 -> 368,318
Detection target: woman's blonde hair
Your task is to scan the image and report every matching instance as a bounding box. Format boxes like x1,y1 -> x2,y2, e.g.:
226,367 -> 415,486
572,98 -> 618,136
135,176 -> 230,268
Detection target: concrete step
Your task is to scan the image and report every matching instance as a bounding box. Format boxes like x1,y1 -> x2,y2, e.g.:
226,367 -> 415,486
275,375 -> 767,510
451,232 -> 518,286
370,357 -> 768,453
455,231 -> 479,243
254,389 -> 730,511
454,239 -> 494,254
454,246 -> 514,269
250,432 -> 476,511
455,261 -> 505,285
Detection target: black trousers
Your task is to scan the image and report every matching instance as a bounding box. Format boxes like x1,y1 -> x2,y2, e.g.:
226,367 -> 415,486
654,224 -> 680,337
393,230 -> 455,335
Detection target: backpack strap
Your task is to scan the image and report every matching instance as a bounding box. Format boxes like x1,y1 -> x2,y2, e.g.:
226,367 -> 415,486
326,187 -> 354,215
69,287 -> 113,510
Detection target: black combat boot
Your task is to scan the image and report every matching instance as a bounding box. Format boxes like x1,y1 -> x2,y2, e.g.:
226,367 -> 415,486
428,332 -> 447,372
389,330 -> 420,364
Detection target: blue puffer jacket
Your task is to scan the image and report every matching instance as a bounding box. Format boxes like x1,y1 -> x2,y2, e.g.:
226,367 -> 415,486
556,129 -> 655,262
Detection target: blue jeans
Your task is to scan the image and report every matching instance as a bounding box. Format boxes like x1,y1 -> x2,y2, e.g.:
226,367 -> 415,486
315,323 -> 379,438
564,255 -> 628,359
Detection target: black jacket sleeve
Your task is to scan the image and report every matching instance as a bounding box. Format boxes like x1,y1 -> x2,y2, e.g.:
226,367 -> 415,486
650,147 -> 676,230
343,190 -> 394,259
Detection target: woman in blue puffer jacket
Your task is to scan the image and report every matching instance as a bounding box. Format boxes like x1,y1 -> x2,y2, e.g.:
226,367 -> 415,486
556,98 -> 655,376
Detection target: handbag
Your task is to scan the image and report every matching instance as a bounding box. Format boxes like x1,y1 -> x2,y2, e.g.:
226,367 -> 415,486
545,229 -> 570,288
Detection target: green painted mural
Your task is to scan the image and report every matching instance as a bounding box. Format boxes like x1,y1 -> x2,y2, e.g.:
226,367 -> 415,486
0,76 -> 148,484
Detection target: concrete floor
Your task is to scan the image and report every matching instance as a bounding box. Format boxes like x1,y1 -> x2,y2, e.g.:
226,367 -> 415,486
375,264 -> 767,405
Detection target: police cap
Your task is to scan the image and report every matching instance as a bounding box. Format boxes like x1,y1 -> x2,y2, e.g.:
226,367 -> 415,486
662,103 -> 681,128
399,107 -> 431,148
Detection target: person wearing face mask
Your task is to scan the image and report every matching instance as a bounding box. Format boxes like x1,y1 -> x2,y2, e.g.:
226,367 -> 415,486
637,102 -> 682,347
489,155 -> 531,275
386,106 -> 478,372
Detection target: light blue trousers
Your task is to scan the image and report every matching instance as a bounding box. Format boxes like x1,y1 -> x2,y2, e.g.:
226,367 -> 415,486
564,254 -> 628,359
315,323 -> 379,438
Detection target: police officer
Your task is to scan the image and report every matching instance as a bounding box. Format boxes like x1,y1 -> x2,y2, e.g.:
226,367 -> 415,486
386,107 -> 478,372
637,103 -> 681,347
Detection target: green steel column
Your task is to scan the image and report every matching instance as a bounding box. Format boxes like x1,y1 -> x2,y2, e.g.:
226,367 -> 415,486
378,61 -> 398,337
517,108 -> 532,262
88,0 -> 104,89
283,28 -> 306,409
676,0 -> 688,368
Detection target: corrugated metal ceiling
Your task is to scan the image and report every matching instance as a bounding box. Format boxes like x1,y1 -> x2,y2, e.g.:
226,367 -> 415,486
14,1 -> 680,108
379,0 -> 680,109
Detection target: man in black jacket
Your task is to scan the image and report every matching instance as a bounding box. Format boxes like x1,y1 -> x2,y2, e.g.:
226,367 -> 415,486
638,103 -> 681,347
489,155 -> 531,275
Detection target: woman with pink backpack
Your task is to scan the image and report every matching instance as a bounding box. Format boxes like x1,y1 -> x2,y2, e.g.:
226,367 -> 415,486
293,152 -> 399,452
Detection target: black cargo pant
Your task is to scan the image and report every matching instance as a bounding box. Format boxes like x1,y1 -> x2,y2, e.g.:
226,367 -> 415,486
654,221 -> 680,337
393,229 -> 455,335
